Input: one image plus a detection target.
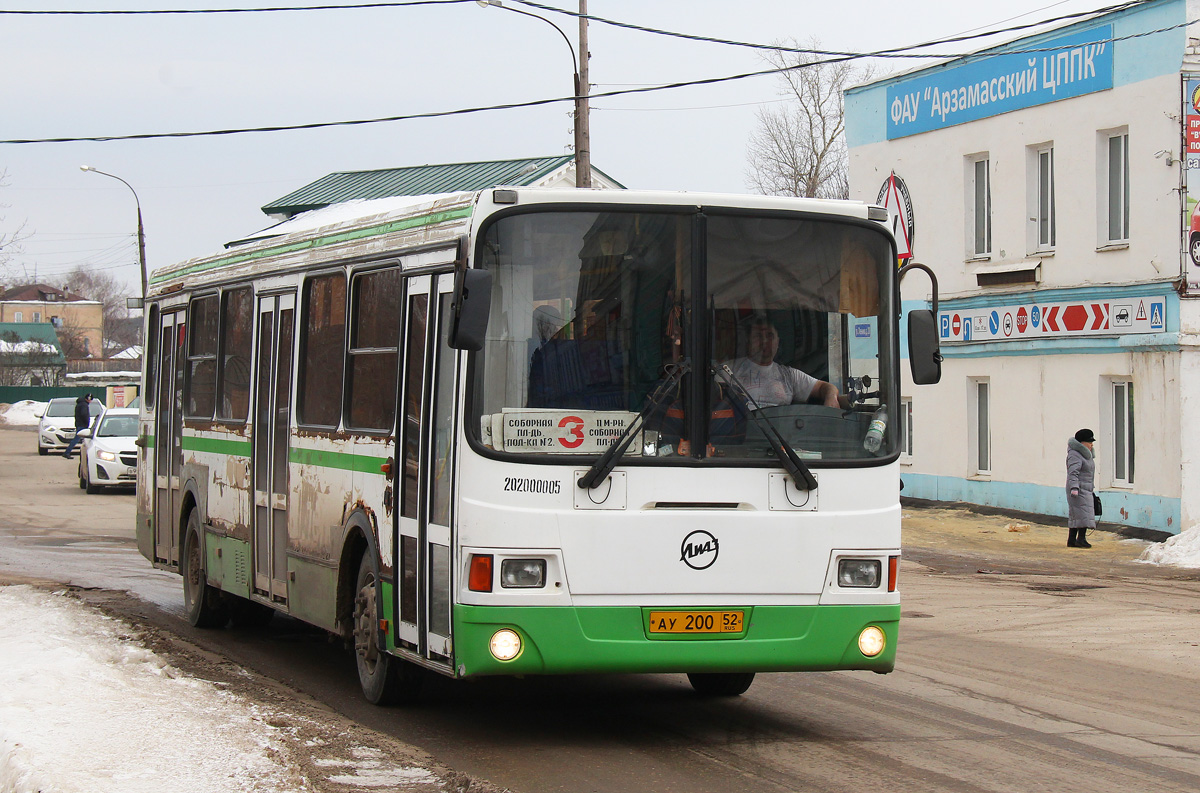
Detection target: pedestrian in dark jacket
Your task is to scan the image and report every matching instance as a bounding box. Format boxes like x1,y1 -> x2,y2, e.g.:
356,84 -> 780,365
1065,428 -> 1096,548
62,394 -> 94,459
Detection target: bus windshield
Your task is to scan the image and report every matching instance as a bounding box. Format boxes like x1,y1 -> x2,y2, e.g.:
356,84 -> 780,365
472,208 -> 897,463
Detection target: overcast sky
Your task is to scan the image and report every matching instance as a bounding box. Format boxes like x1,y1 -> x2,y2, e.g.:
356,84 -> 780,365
1,0 -> 1118,295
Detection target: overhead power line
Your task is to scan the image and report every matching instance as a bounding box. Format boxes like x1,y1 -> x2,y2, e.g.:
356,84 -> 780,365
507,0 -> 1149,57
0,1 -> 477,15
0,2 -> 1183,146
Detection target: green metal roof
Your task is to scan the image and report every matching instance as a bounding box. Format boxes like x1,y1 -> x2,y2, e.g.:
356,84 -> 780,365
0,322 -> 66,364
262,155 -> 623,218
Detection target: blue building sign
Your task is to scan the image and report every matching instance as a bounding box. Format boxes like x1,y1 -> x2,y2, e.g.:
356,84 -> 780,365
886,25 -> 1114,139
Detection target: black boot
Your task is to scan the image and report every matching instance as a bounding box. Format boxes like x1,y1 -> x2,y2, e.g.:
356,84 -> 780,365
1067,528 -> 1079,547
1077,528 -> 1092,549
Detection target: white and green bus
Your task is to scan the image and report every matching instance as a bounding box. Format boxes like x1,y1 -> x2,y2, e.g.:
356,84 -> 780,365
135,187 -> 942,703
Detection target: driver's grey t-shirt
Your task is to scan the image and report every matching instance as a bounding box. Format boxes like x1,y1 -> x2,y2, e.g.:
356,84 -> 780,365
725,358 -> 818,407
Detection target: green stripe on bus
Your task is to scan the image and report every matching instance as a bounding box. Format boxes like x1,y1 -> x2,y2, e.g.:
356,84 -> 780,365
181,436 -> 252,456
451,604 -> 899,677
149,205 -> 473,285
289,446 -> 388,474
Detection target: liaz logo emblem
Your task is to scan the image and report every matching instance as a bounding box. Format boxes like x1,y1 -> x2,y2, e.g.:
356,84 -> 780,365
680,530 -> 719,570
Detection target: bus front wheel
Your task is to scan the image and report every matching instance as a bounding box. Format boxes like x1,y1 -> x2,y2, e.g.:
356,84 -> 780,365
183,510 -> 228,629
687,672 -> 756,697
353,555 -> 422,705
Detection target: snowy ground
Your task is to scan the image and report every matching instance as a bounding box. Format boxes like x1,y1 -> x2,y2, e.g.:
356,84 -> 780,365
0,586 -> 453,793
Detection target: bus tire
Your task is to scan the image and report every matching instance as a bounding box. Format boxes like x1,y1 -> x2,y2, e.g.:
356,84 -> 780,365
352,555 -> 425,705
687,672 -> 756,697
227,598 -> 275,630
183,510 -> 228,629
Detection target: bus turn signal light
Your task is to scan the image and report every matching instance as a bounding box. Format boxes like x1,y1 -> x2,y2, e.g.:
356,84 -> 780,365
469,554 -> 493,592
888,556 -> 899,592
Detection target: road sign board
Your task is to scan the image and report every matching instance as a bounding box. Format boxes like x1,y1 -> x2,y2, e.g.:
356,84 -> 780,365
937,297 -> 1166,343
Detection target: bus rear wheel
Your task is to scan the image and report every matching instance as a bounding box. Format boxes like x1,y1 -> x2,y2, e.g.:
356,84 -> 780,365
183,510 -> 228,629
352,555 -> 422,705
687,672 -> 756,697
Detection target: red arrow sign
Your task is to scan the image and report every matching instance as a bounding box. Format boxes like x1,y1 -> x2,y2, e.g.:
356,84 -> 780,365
1090,303 -> 1109,330
1043,305 -> 1061,332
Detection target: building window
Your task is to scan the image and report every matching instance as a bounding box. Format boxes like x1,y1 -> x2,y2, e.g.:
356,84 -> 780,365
12,311 -> 21,322
1111,380 -> 1134,485
1106,131 -> 1130,242
968,155 -> 992,257
971,379 -> 990,474
1035,145 -> 1055,250
899,397 -> 913,458
32,312 -> 41,323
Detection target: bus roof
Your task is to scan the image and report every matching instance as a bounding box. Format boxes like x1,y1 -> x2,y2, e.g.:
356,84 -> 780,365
147,188 -> 884,296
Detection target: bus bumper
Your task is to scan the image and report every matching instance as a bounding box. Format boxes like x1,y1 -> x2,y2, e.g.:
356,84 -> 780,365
452,604 -> 898,678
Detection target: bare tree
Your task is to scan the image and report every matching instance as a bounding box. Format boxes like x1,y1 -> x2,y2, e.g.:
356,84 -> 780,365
0,169 -> 30,290
61,264 -> 138,354
746,41 -> 872,200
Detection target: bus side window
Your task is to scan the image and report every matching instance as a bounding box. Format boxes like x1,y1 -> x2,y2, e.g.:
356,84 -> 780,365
216,287 -> 253,422
346,268 -> 402,431
185,295 -> 219,418
298,272 -> 347,427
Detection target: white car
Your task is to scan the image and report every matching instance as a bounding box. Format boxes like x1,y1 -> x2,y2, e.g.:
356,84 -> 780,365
36,397 -> 103,455
77,407 -> 139,493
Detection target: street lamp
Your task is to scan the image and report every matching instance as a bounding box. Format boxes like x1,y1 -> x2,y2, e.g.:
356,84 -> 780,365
80,165 -> 147,301
477,0 -> 591,187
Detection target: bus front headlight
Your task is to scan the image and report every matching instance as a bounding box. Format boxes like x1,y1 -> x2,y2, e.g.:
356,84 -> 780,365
858,626 -> 886,657
838,559 -> 881,588
500,559 -> 546,588
489,629 -> 522,661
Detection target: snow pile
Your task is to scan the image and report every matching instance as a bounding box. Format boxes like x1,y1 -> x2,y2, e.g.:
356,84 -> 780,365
0,586 -> 309,793
1139,525 -> 1200,569
0,401 -> 46,426
0,341 -> 56,355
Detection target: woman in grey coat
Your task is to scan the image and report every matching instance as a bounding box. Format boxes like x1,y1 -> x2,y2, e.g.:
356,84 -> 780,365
1065,428 -> 1096,548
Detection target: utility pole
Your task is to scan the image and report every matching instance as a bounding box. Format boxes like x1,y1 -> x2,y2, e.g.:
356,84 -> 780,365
575,0 -> 592,187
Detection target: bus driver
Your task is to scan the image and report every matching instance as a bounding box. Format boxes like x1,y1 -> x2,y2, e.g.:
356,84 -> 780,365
724,317 -> 844,409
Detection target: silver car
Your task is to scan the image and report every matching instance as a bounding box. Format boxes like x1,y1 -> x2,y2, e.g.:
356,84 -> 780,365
36,397 -> 103,455
77,407 -> 139,493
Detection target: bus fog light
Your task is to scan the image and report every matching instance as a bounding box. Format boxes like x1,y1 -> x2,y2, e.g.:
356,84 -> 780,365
838,559 -> 881,588
489,629 -> 522,661
500,559 -> 546,588
858,626 -> 886,657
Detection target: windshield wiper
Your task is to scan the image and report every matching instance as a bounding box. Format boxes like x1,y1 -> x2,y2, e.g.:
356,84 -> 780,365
578,360 -> 691,490
713,363 -> 819,491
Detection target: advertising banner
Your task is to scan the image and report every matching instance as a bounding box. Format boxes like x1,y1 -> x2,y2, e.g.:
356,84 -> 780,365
886,26 -> 1113,139
1185,77 -> 1200,292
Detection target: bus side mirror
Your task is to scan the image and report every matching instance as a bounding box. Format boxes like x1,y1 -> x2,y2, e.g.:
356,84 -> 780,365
908,309 -> 943,385
449,268 -> 492,351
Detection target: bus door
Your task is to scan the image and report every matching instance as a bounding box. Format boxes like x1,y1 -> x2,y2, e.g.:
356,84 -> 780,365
154,309 -> 185,565
395,273 -> 457,664
252,293 -> 296,602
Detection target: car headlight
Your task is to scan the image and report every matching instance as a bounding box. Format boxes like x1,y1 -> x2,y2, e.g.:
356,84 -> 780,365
500,559 -> 546,588
98,451 -> 117,462
837,559 -> 882,588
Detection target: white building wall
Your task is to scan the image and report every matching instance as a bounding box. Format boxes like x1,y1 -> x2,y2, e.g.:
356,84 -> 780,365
852,0 -> 1190,535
